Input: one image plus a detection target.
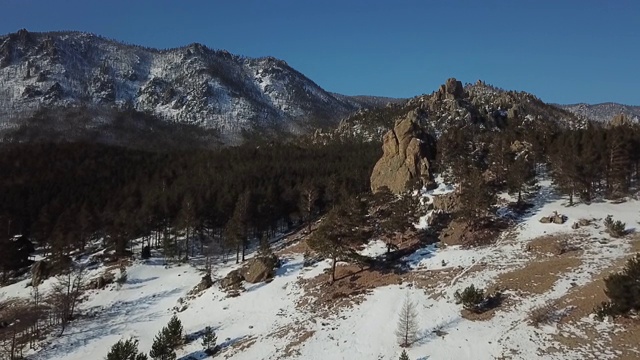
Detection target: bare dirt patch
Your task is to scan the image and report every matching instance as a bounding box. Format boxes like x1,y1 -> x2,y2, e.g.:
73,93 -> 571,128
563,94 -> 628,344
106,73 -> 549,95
525,234 -> 583,257
490,256 -> 582,295
221,336 -> 258,359
281,328 -> 315,358
297,264 -> 404,315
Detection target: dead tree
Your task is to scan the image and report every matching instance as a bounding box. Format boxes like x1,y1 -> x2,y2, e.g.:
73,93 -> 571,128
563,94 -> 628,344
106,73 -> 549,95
47,265 -> 86,335
395,294 -> 419,347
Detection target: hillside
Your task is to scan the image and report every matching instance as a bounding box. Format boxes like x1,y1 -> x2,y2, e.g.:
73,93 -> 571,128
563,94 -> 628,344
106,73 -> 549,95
313,79 -> 583,144
2,177 -> 639,360
0,29 -> 388,144
559,103 -> 640,123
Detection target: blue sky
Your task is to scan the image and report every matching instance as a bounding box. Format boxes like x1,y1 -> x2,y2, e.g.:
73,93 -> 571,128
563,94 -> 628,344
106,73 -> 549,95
1,0 -> 638,104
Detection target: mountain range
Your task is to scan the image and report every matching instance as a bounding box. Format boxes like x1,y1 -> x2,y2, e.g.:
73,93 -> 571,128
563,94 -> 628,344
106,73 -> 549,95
0,29 -> 397,144
0,29 -> 635,147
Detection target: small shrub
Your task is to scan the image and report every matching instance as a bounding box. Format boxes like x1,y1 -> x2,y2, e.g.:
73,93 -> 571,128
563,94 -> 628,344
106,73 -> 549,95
594,301 -> 616,321
604,215 -> 626,238
529,303 -> 557,327
454,285 -> 485,312
594,254 -> 640,320
454,285 -> 504,314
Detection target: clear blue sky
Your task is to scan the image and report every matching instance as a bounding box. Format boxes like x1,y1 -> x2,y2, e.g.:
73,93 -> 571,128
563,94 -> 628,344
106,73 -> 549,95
1,0 -> 638,104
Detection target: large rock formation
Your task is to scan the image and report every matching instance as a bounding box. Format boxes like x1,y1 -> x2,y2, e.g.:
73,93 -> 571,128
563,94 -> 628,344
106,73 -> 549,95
370,109 -> 436,194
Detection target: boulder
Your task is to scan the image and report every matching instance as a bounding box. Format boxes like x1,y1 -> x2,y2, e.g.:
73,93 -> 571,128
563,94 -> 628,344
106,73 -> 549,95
370,109 -> 436,194
445,77 -> 465,99
539,212 -> 567,225
31,260 -> 49,286
220,269 -> 244,289
189,274 -> 213,295
553,214 -> 567,224
539,216 -> 552,224
242,255 -> 279,284
432,192 -> 459,213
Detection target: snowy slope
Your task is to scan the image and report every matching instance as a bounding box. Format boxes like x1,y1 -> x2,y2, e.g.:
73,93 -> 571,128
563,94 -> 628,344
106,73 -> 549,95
0,29 -> 363,142
2,179 -> 639,359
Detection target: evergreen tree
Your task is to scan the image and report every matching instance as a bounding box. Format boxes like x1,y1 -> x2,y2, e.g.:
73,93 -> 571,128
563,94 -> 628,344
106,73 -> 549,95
105,338 -> 148,360
457,167 -> 495,219
149,330 -> 175,360
307,197 -> 368,283
201,326 -> 218,355
165,315 -> 184,349
399,349 -> 410,360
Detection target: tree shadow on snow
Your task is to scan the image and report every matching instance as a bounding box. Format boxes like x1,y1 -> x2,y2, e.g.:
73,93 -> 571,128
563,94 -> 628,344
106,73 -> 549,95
31,288 -> 184,360
127,276 -> 159,285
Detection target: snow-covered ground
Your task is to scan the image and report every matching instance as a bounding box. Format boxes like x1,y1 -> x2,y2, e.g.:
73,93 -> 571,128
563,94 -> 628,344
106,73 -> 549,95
2,179 -> 639,359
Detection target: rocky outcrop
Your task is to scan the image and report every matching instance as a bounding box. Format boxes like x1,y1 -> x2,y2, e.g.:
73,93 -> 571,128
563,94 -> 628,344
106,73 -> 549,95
539,211 -> 567,224
31,261 -> 49,286
220,269 -> 244,289
370,109 -> 436,194
242,254 -> 279,283
432,77 -> 465,101
432,193 -> 459,213
189,274 -> 213,296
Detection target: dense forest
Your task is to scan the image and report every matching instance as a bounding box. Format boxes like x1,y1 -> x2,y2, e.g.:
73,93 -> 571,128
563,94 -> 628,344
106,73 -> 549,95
0,139 -> 381,269
1,109 -> 640,278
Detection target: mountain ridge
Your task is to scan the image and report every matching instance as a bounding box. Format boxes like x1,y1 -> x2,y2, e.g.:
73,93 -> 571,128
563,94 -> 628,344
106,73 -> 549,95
557,102 -> 640,123
0,29 -> 391,144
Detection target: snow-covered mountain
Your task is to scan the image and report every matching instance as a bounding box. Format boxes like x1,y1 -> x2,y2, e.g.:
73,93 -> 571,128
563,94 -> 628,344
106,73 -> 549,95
559,102 -> 640,123
0,29 -> 374,143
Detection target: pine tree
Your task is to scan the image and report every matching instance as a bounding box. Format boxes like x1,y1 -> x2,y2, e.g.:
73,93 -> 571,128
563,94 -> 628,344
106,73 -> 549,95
149,330 -> 175,360
399,349 -> 410,360
105,338 -> 148,360
457,167 -> 495,219
307,197 -> 368,283
395,294 -> 419,347
201,326 -> 218,355
165,315 -> 184,349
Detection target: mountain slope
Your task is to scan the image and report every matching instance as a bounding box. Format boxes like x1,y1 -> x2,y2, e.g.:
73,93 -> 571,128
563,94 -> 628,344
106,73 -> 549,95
312,79 -> 583,144
559,102 -> 640,123
0,29 -> 366,143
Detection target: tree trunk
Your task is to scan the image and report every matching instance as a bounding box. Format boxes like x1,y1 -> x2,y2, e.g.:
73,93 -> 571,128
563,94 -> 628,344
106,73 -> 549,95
331,254 -> 337,283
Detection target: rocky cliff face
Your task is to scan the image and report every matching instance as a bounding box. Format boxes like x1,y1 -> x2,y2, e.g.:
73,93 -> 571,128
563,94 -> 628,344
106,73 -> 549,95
0,29 -> 380,143
315,78 -> 584,145
370,109 -> 436,194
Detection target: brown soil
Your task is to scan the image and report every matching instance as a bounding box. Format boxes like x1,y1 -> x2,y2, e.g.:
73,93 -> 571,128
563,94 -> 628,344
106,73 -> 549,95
440,217 -> 505,247
281,329 -> 315,358
553,235 -> 640,323
525,234 -> 583,257
221,336 -> 258,359
543,235 -> 640,359
298,263 -> 404,315
610,318 -> 640,360
490,256 -> 582,295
